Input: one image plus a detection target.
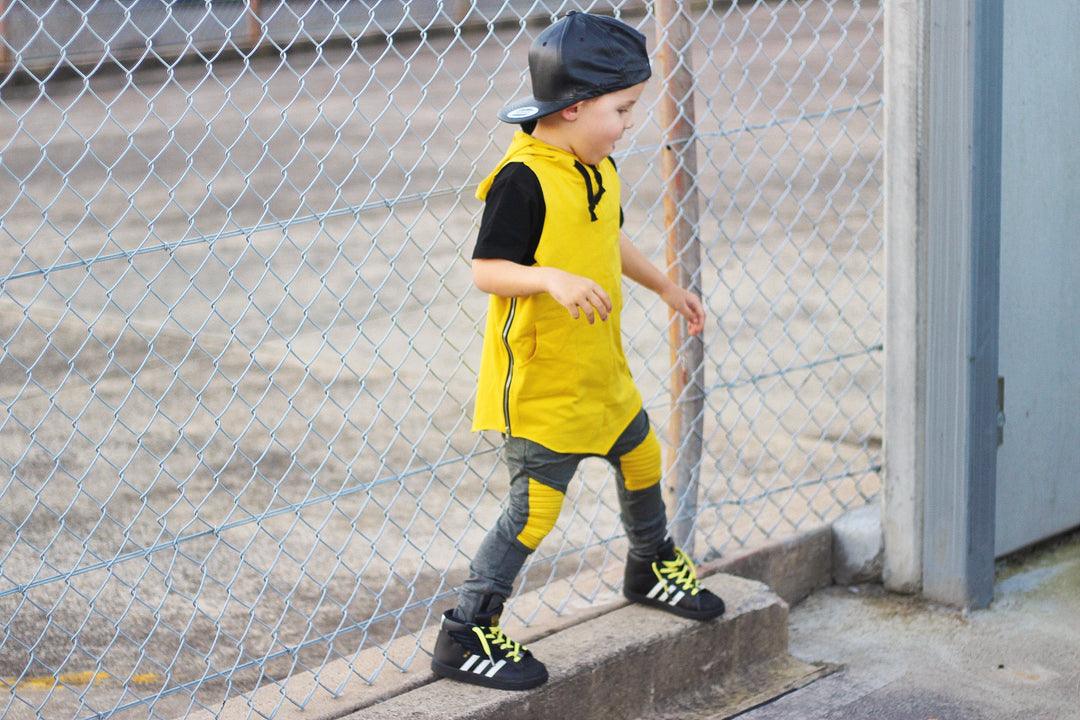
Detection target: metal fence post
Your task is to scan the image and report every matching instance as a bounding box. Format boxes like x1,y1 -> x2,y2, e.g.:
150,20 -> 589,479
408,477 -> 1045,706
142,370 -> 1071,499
247,0 -> 263,51
0,0 -> 9,74
653,0 -> 705,553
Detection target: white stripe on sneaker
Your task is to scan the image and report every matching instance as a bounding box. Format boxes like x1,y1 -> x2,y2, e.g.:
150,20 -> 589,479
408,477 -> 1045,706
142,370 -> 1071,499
645,580 -> 686,607
459,654 -> 507,678
646,581 -> 664,600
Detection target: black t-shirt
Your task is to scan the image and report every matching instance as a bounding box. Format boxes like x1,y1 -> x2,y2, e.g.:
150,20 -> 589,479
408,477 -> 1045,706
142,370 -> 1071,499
473,162 -> 545,266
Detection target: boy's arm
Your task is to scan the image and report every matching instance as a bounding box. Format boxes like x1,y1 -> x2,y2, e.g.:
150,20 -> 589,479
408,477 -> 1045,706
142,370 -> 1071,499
472,257 -> 613,324
619,232 -> 706,336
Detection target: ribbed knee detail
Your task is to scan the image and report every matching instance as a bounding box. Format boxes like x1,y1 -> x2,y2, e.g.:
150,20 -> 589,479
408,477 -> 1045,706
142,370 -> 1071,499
619,427 -> 662,492
515,478 -> 564,550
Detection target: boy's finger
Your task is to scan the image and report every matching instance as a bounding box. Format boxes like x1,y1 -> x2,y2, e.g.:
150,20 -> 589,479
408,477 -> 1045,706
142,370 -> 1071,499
593,297 -> 609,321
601,292 -> 614,313
683,302 -> 704,335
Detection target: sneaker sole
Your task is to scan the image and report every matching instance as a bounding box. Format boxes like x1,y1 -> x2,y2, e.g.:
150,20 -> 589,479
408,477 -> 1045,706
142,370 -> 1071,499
624,590 -> 726,621
430,658 -> 548,691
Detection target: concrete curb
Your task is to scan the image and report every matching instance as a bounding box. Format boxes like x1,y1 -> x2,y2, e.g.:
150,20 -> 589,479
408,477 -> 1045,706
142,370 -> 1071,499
705,525 -> 833,607
830,503 -> 884,586
194,526 -> 835,720
345,573 -> 788,720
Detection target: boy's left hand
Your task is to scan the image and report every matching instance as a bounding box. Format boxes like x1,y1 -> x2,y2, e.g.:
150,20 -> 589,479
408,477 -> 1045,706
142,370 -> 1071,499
665,286 -> 706,337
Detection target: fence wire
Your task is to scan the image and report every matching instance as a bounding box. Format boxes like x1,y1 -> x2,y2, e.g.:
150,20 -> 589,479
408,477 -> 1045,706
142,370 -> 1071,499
0,1 -> 883,718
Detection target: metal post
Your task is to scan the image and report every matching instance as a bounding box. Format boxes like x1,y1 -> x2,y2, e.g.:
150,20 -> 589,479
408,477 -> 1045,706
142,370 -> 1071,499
963,0 -> 1003,607
0,0 -> 10,75
920,0 -> 1002,609
653,0 -> 704,553
247,0 -> 263,52
454,0 -> 471,24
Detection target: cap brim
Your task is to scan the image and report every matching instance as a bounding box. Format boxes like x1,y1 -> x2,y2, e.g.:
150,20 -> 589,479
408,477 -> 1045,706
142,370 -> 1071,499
497,95 -> 577,124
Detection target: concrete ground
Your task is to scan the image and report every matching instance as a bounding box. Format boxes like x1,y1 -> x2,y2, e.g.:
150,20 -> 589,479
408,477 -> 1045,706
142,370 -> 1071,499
707,530 -> 1080,720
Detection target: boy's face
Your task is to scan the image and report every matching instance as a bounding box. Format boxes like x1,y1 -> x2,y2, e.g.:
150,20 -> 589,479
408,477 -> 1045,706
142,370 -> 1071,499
562,82 -> 646,166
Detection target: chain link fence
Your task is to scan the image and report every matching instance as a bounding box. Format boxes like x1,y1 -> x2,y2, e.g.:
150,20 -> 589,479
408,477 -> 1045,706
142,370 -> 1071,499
0,1 -> 883,717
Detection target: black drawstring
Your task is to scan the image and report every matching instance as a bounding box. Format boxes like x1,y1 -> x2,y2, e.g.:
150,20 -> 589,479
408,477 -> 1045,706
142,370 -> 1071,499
572,161 -> 605,222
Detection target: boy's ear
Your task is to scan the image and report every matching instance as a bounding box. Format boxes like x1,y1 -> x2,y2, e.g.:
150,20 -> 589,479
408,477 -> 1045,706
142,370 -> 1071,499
559,102 -> 582,122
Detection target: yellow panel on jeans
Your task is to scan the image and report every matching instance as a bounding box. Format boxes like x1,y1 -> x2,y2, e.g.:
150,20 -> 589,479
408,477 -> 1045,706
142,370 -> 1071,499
516,478 -> 565,550
618,427 -> 661,492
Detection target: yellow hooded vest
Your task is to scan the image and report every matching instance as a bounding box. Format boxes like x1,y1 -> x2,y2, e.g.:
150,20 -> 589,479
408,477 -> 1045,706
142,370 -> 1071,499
472,131 -> 642,454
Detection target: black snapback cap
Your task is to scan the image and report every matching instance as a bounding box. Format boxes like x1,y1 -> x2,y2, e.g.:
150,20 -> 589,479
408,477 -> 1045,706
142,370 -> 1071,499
498,11 -> 652,124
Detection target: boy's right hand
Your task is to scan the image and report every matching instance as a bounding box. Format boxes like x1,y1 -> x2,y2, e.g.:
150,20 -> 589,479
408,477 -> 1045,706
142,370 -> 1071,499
545,268 -> 612,324
472,258 -> 611,324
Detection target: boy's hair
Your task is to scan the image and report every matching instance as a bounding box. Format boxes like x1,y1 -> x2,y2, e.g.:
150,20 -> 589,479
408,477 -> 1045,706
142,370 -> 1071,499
498,12 -> 651,127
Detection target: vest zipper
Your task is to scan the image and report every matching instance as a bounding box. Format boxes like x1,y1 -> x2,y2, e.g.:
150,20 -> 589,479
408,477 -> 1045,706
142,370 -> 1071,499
500,297 -> 517,435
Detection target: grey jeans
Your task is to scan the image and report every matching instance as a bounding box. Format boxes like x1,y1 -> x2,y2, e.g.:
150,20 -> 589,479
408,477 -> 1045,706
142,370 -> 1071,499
455,408 -> 668,622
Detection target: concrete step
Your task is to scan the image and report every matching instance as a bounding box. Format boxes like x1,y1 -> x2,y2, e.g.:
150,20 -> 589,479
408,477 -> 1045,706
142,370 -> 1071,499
345,573 -> 807,720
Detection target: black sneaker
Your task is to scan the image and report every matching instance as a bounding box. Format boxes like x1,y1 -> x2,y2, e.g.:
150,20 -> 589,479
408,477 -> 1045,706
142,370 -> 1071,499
624,538 -> 726,620
430,609 -> 548,691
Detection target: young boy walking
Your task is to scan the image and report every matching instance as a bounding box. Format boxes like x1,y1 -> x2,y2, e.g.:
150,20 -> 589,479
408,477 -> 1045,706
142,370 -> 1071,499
431,11 -> 725,691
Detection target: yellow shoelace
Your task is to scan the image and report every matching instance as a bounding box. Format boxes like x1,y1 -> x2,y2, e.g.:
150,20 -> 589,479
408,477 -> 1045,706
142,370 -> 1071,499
471,624 -> 526,663
655,547 -> 702,596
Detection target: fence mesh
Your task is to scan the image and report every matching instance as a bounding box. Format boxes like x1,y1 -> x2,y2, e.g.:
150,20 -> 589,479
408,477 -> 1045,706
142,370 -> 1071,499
0,1 -> 883,717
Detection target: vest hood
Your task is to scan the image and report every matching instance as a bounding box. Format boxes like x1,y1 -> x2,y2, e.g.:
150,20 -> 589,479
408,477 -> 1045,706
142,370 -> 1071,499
477,131 -> 609,222
476,131 -> 575,202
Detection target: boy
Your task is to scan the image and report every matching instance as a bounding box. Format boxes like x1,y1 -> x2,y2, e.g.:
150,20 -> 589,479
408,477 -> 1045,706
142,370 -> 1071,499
431,11 -> 725,691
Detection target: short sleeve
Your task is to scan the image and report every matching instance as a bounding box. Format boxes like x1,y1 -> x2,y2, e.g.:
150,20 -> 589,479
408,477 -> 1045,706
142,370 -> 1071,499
473,162 -> 545,266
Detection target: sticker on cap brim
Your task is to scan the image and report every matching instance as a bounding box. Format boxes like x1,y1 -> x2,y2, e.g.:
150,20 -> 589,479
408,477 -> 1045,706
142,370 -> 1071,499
505,106 -> 539,119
